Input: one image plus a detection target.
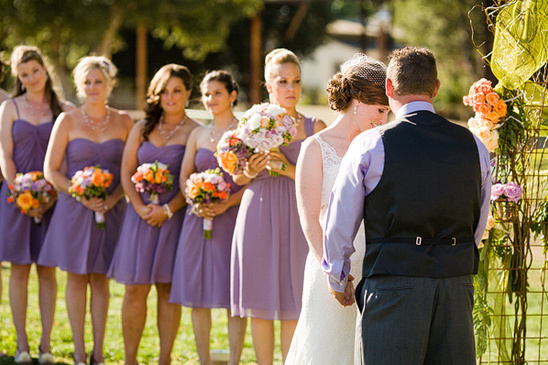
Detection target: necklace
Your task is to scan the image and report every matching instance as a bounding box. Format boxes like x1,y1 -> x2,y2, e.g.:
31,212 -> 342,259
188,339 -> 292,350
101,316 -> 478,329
209,117 -> 238,144
295,112 -> 304,126
158,115 -> 188,140
23,95 -> 49,116
82,105 -> 110,132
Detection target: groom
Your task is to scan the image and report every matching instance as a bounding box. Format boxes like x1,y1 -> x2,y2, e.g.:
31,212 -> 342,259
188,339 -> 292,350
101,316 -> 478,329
322,47 -> 492,364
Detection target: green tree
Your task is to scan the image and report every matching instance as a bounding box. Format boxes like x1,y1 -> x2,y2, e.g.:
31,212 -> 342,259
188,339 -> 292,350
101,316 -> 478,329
390,0 -> 490,119
0,0 -> 261,98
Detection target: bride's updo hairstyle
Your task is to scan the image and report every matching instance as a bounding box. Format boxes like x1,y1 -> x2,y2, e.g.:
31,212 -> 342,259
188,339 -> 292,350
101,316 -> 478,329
327,53 -> 388,112
264,48 -> 301,84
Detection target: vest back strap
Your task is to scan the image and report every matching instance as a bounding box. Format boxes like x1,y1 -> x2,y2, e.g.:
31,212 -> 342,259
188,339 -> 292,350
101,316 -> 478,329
367,237 -> 475,246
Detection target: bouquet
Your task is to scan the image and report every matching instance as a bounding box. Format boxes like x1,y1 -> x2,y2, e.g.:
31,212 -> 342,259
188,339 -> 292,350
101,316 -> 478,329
215,130 -> 253,175
463,78 -> 508,152
7,171 -> 57,224
185,168 -> 231,239
236,103 -> 298,176
69,165 -> 113,229
131,161 -> 174,204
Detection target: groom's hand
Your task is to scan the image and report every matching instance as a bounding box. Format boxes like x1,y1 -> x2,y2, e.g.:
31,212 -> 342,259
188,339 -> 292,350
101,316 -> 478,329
330,274 -> 355,307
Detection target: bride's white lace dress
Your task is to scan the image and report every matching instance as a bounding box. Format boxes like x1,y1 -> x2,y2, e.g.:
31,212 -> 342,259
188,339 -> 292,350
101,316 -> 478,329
285,135 -> 365,365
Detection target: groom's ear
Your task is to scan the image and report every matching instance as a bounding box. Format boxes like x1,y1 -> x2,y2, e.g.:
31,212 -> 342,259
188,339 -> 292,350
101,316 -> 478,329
386,78 -> 394,98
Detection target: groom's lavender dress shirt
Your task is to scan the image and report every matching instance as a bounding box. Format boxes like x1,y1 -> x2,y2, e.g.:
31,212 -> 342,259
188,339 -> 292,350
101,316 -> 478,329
322,101 -> 492,292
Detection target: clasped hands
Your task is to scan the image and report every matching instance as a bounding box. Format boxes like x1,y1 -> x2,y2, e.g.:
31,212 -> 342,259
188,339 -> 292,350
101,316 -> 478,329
244,151 -> 290,177
191,201 -> 229,219
329,274 -> 355,307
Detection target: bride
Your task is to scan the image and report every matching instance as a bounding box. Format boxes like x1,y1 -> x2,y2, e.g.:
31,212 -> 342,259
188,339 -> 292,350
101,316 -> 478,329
287,54 -> 389,365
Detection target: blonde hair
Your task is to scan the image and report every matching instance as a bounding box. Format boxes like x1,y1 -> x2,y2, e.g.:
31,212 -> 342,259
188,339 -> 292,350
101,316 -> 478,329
264,48 -> 301,83
73,56 -> 118,99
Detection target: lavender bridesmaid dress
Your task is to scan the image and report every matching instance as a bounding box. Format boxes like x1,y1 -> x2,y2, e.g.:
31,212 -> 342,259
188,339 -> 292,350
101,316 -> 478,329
170,148 -> 243,308
231,117 -> 315,321
0,102 -> 54,264
37,138 -> 126,274
108,142 -> 185,285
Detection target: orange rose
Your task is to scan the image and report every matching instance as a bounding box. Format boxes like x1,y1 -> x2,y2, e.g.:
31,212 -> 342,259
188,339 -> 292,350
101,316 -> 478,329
485,92 -> 500,106
220,152 -> 237,173
31,197 -> 40,209
91,171 -> 105,186
202,182 -> 215,192
155,171 -> 163,184
484,112 -> 500,124
472,93 -> 486,105
188,184 -> 200,198
218,191 -> 228,200
16,191 -> 34,212
144,170 -> 154,182
132,171 -> 143,182
477,103 -> 491,116
494,100 -> 507,118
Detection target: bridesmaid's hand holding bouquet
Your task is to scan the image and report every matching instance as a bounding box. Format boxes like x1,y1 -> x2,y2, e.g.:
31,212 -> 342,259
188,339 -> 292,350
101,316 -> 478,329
7,171 -> 57,224
131,161 -> 173,204
69,165 -> 113,229
185,168 -> 231,239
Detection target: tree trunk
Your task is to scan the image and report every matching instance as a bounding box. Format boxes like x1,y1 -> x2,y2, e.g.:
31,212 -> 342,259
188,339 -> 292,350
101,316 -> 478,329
93,5 -> 125,57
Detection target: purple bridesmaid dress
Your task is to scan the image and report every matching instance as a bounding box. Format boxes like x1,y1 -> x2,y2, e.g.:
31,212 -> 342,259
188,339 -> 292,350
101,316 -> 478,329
37,138 -> 126,274
231,117 -> 315,321
108,142 -> 185,285
0,101 -> 54,265
170,148 -> 243,308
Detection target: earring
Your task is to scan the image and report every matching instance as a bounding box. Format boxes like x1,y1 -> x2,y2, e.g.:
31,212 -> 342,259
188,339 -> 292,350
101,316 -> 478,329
353,103 -> 358,115
185,100 -> 189,107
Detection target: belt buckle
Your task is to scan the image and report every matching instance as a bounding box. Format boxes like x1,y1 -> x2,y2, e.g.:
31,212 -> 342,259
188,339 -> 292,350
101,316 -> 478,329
416,237 -> 422,246
452,237 -> 457,246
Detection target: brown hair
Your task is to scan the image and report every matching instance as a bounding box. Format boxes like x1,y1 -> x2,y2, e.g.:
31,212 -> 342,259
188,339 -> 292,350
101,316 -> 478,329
327,66 -> 388,112
10,45 -> 63,120
200,70 -> 239,107
142,64 -> 193,141
264,48 -> 301,83
387,47 -> 438,97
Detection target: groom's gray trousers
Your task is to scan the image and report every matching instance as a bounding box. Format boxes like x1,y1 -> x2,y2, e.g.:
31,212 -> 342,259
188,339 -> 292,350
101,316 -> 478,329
356,275 -> 476,365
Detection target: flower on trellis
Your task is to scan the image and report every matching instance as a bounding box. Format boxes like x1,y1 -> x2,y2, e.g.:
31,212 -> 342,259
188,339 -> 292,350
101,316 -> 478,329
464,78 -> 508,152
490,181 -> 523,202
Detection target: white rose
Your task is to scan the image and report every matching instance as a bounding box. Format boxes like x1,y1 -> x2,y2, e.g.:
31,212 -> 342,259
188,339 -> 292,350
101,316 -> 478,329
266,104 -> 285,116
247,114 -> 262,130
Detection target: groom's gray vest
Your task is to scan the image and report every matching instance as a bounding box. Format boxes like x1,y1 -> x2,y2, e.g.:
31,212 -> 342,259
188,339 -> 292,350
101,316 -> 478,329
362,111 -> 481,278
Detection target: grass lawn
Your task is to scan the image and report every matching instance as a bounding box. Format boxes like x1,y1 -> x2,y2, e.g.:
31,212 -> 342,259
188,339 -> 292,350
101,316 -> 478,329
0,263 -> 283,364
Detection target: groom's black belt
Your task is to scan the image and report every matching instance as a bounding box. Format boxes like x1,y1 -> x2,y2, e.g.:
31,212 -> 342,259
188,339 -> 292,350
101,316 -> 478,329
367,237 -> 475,246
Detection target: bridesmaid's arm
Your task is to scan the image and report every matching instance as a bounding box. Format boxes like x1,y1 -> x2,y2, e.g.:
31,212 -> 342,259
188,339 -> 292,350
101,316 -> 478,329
44,112 -> 72,195
295,137 -> 324,262
120,120 -> 151,218
104,112 -> 135,211
178,126 -> 202,202
0,100 -> 18,184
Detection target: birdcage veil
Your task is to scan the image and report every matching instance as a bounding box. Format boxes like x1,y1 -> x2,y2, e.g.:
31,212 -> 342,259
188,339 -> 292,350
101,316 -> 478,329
340,53 -> 386,87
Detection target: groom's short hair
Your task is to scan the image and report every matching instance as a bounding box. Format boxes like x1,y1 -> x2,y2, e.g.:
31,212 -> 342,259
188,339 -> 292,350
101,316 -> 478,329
387,47 -> 438,97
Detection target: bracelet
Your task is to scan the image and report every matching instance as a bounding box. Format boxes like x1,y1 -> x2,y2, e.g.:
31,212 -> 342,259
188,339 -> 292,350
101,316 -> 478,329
163,203 -> 173,219
244,170 -> 258,179
75,196 -> 81,202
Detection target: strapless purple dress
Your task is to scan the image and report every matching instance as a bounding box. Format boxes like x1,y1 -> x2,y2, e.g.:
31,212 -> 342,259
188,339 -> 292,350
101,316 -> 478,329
37,138 -> 126,275
108,142 -> 186,285
0,118 -> 54,265
231,117 -> 315,320
170,148 -> 243,308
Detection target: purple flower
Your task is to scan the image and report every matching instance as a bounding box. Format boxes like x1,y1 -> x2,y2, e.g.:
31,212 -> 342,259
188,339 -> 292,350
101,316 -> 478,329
503,181 -> 523,202
491,183 -> 505,201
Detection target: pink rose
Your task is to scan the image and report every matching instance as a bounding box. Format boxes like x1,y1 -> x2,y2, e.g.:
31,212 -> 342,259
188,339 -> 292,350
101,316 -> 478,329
491,183 -> 505,201
503,181 -> 523,202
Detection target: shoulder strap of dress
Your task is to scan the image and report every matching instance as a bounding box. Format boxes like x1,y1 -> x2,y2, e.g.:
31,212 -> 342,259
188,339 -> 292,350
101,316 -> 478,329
304,116 -> 315,137
11,98 -> 20,119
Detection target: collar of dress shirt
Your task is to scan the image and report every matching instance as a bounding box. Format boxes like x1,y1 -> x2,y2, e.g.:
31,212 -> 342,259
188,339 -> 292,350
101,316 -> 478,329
396,101 -> 436,118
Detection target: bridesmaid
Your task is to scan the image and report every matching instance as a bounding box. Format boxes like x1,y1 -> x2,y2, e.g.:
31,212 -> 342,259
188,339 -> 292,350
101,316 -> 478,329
170,70 -> 247,365
38,56 -> 133,365
230,48 -> 326,364
0,45 -> 74,364
108,64 -> 199,365
0,53 -> 9,360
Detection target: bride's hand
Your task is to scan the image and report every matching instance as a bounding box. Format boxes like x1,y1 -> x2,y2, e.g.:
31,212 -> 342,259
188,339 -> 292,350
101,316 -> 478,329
330,274 -> 355,307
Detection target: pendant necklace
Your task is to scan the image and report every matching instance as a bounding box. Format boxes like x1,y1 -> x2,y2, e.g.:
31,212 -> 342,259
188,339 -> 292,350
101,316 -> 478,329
209,117 -> 238,144
158,115 -> 188,140
82,105 -> 110,132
